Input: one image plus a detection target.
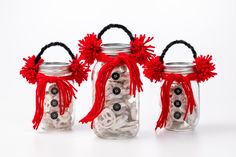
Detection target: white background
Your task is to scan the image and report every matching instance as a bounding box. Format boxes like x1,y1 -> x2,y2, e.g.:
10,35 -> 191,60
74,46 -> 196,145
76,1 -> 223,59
0,0 -> 235,157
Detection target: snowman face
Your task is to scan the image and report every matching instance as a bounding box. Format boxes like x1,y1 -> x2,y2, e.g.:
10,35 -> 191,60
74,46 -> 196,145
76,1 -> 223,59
96,108 -> 116,129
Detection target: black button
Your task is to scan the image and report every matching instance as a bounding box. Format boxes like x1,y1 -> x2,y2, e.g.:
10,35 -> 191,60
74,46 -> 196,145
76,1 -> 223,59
173,111 -> 181,120
50,112 -> 58,120
51,87 -> 58,95
112,87 -> 121,95
113,103 -> 121,111
111,72 -> 120,80
174,100 -> 182,107
50,99 -> 58,107
174,87 -> 182,95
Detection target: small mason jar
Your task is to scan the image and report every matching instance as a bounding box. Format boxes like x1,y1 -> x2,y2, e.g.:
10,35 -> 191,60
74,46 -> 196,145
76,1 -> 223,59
162,62 -> 200,131
92,43 -> 140,139
39,62 -> 75,131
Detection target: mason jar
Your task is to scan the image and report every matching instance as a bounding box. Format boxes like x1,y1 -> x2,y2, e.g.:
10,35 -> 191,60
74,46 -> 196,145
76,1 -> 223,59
92,43 -> 139,139
154,40 -> 201,131
162,62 -> 200,131
38,62 -> 75,131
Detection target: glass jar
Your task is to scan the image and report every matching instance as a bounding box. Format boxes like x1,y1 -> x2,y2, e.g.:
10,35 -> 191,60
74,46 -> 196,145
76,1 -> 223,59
39,62 -> 75,131
162,62 -> 200,131
92,43 -> 139,139
156,40 -> 201,131
20,42 -> 83,131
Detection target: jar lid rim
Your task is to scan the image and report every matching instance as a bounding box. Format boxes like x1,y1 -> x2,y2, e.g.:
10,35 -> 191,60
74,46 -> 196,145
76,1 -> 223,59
40,62 -> 69,68
39,62 -> 71,76
101,43 -> 130,49
164,62 -> 195,68
101,43 -> 130,55
164,62 -> 195,74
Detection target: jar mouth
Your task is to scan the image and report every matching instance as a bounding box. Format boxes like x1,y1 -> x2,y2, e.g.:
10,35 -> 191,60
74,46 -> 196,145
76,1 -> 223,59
101,43 -> 131,55
39,62 -> 71,76
164,62 -> 195,74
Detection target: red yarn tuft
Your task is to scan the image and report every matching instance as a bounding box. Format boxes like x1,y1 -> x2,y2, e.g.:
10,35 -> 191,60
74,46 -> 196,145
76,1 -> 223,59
130,34 -> 155,65
143,56 -> 164,82
70,55 -> 90,85
194,55 -> 217,82
20,55 -> 44,84
78,33 -> 102,65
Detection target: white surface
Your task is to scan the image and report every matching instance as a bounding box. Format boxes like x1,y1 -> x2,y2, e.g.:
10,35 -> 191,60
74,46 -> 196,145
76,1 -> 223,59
0,0 -> 235,157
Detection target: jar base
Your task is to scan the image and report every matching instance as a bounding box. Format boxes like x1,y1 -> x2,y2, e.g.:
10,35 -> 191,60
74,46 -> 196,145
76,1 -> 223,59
93,127 -> 139,139
95,132 -> 138,140
39,122 -> 73,132
165,127 -> 195,132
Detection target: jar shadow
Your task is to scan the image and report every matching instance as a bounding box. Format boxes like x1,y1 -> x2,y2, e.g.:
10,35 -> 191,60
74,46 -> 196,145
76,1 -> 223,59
154,122 -> 236,157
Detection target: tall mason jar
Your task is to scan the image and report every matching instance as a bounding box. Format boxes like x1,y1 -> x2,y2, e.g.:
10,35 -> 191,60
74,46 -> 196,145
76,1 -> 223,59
39,62 -> 75,131
92,43 -> 139,139
162,62 -> 200,131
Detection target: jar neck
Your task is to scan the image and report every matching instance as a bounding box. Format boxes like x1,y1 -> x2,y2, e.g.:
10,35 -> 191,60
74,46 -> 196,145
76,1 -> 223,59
164,62 -> 194,75
101,43 -> 131,56
39,62 -> 72,77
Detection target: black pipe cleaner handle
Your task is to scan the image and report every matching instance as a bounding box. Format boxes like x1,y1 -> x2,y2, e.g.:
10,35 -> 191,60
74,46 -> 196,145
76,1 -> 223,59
160,40 -> 197,62
97,24 -> 134,41
34,42 -> 75,65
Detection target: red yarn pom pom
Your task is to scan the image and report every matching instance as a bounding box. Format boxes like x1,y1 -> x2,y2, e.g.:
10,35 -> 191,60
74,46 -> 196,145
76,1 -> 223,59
143,56 -> 164,82
130,34 -> 155,65
70,55 -> 90,85
78,33 -> 102,65
20,55 -> 43,84
194,55 -> 217,82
